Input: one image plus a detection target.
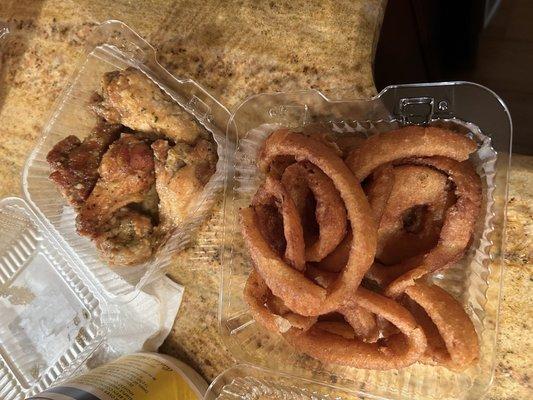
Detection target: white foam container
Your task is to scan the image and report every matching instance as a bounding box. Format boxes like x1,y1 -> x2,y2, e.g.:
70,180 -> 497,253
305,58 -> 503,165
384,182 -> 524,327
0,20 -> 230,399
218,83 -> 512,400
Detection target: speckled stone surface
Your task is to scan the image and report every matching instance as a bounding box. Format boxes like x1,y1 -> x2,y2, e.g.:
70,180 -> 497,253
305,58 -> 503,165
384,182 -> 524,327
0,1 -> 530,399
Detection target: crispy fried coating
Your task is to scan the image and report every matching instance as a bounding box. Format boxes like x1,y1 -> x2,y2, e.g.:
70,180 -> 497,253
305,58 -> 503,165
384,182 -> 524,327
404,283 -> 479,371
76,133 -> 155,237
252,176 -> 306,271
46,123 -> 122,207
347,126 -> 478,181
93,68 -> 202,144
152,138 -> 217,228
281,161 -> 347,262
256,129 -> 377,314
244,270 -> 316,334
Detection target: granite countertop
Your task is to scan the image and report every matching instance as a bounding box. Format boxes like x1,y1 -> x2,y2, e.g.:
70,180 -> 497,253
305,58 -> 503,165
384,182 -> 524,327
0,1 -> 530,399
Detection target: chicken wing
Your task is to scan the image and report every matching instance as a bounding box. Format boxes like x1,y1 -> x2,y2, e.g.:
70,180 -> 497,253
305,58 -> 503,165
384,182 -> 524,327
92,68 -> 202,144
46,123 -> 122,207
94,208 -> 154,266
76,133 -> 155,237
152,138 -> 217,228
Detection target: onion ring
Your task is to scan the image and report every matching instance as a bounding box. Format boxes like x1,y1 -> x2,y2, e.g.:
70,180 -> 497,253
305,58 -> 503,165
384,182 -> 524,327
281,161 -> 347,262
305,265 -> 379,343
315,229 -> 352,273
241,207 -> 327,316
365,164 -> 395,225
403,283 -> 479,371
244,270 -> 316,333
367,164 -> 451,265
299,123 -> 365,158
284,288 -> 427,370
254,129 -> 377,314
241,127 -> 481,371
311,321 -> 358,339
251,175 -> 306,270
383,157 -> 482,297
346,126 -> 478,181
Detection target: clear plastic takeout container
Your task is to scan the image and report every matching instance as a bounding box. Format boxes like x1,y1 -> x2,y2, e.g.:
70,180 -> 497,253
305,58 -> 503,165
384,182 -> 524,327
204,365 -> 363,400
218,82 -> 512,400
0,198 -> 105,400
0,21 -> 9,71
22,20 -> 231,299
0,20 -> 230,399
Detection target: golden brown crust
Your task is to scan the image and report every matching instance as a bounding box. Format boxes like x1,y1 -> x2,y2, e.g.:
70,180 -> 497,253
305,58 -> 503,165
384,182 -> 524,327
368,164 -> 450,265
241,126 -> 482,371
76,134 -> 155,237
257,129 -> 377,313
281,161 -> 347,262
94,68 -> 202,144
93,209 -> 154,266
404,283 -> 479,371
244,270 -> 316,334
305,265 -> 379,342
48,68 -> 217,267
346,126 -> 478,181
46,124 -> 122,207
241,207 -> 327,316
252,175 -> 306,271
315,229 -> 352,273
152,138 -> 217,229
285,288 -> 427,370
385,157 -> 482,297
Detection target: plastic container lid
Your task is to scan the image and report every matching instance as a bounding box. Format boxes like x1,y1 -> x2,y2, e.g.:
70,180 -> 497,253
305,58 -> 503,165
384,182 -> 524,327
0,21 -> 8,43
204,364 -> 359,399
0,22 -> 9,89
0,198 -> 104,400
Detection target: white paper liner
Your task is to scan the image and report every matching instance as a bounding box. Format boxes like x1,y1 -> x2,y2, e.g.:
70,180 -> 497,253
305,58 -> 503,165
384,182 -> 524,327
220,120 -> 498,400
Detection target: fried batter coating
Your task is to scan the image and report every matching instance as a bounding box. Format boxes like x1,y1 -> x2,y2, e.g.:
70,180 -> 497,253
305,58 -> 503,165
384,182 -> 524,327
281,161 -> 347,262
252,175 -> 306,271
244,270 -> 316,334
347,126 -> 478,181
76,133 -> 155,237
152,138 -> 217,228
46,123 -> 122,207
404,283 -> 479,371
93,67 -> 202,144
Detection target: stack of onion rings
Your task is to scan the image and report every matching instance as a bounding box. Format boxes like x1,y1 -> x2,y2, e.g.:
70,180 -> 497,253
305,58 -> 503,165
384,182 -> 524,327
240,126 -> 481,371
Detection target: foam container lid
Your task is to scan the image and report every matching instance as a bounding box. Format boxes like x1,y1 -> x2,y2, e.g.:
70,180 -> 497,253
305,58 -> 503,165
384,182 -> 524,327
0,20 -> 231,399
